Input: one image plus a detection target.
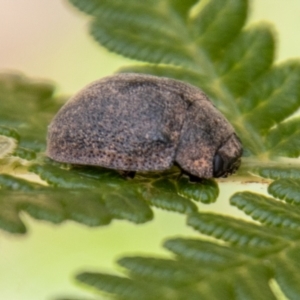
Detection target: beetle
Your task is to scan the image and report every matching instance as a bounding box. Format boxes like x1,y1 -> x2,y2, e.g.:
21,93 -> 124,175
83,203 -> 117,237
47,73 -> 242,179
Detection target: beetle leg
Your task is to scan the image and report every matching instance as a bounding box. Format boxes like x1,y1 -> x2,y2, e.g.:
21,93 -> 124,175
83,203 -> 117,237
178,167 -> 203,183
119,170 -> 136,179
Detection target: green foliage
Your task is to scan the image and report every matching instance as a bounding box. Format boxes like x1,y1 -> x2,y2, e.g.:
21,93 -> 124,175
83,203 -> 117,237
252,165 -> 300,180
0,73 -> 59,151
177,177 -> 219,204
56,0 -> 300,299
0,135 -> 17,159
74,190 -> 300,300
1,155 -> 211,233
1,0 -> 300,299
268,179 -> 300,204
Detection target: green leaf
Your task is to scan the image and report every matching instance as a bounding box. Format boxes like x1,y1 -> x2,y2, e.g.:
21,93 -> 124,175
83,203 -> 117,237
273,252 -> 300,300
268,179 -> 300,205
0,126 -> 20,141
12,147 -> 37,160
0,127 -> 36,160
187,212 -> 282,247
0,135 -> 17,159
69,0 -> 250,73
0,198 -> 27,234
103,190 -> 153,223
76,272 -> 167,300
177,177 -> 219,204
141,186 -> 198,214
216,23 -> 275,97
118,256 -> 203,285
0,190 -> 65,233
0,153 -> 207,233
164,238 -> 248,268
89,2 -> 197,69
189,0 -> 248,58
242,62 -> 300,136
0,174 -> 41,191
266,117 -> 300,158
60,191 -> 112,227
230,191 -> 300,229
168,0 -> 199,21
29,164 -> 105,189
0,72 -> 60,151
76,270 -> 235,300
0,186 -> 113,233
253,166 -> 300,180
233,264 -> 275,300
75,186 -> 300,300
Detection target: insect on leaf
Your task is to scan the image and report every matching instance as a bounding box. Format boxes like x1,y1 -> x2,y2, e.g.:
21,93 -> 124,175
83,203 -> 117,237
0,72 -> 226,234
69,0 -> 298,164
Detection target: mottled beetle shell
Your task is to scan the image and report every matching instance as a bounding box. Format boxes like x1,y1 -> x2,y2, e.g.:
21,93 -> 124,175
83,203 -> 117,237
47,74 -> 242,178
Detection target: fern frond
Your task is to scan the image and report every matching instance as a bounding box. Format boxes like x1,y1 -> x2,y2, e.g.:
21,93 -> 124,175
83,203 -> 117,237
75,187 -> 300,300
253,166 -> 300,180
215,23 -> 275,97
231,191 -> 300,229
266,117 -> 300,158
189,0 -> 247,58
187,212 -> 283,246
177,177 -> 219,204
268,179 -> 300,204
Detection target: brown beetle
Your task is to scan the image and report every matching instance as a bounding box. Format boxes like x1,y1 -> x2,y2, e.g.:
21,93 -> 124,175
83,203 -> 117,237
47,73 -> 242,178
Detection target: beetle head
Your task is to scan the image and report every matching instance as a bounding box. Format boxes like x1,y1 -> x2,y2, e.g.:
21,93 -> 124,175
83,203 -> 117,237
213,133 -> 243,178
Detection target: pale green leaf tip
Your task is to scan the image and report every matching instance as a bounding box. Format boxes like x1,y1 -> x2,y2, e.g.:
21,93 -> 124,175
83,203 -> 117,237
0,135 -> 18,159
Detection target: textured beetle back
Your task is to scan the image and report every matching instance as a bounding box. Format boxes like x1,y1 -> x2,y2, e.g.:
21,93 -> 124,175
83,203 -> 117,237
47,74 -> 188,171
47,73 -> 242,178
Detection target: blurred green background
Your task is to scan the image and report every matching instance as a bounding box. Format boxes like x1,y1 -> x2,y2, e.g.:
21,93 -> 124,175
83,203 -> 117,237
0,1 -> 299,299
1,0 -> 300,95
